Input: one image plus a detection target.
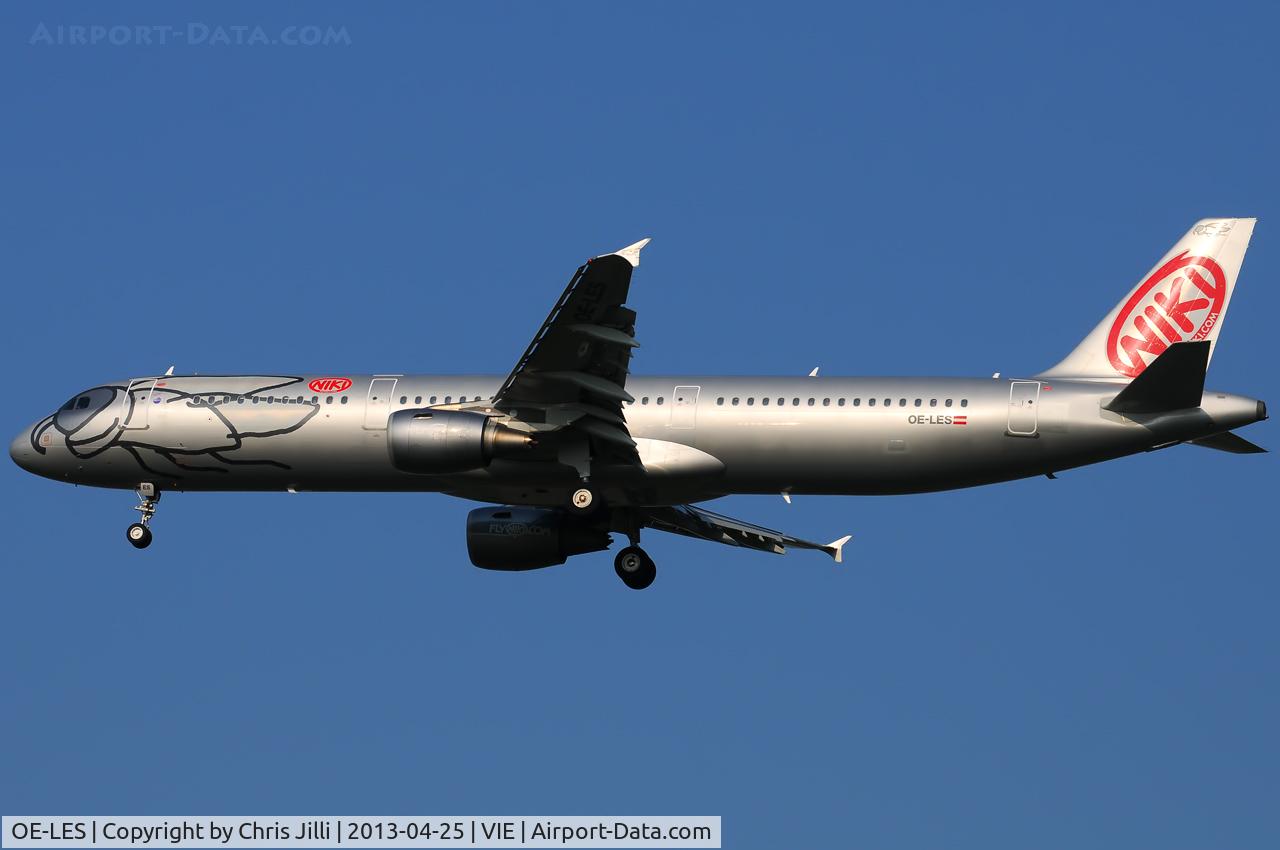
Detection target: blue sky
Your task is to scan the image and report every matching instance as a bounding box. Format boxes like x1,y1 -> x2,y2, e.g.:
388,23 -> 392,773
1,2 -> 1277,847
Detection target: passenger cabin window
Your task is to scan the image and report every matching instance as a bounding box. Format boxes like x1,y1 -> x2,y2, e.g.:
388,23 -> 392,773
945,398 -> 953,407
869,398 -> 876,406
732,397 -> 739,406
430,396 -> 437,404
792,398 -> 800,406
853,398 -> 861,406
961,399 -> 969,407
914,399 -> 922,407
325,396 -> 333,404
930,399 -> 937,407
415,396 -> 422,405
641,397 -> 649,405
656,397 -> 664,405
807,398 -> 815,406
822,398 -> 830,406
747,398 -> 755,406
717,397 -> 725,405
341,396 -> 349,404
837,398 -> 845,406
762,397 -> 770,406
899,398 -> 907,407
399,396 -> 407,404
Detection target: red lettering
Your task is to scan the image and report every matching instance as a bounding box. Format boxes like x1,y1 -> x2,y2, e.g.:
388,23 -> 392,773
1153,275 -> 1210,334
308,377 -> 351,393
1119,314 -> 1168,372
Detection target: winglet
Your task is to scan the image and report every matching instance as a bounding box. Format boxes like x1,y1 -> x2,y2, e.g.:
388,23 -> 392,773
808,367 -> 820,377
611,238 -> 651,268
824,534 -> 853,564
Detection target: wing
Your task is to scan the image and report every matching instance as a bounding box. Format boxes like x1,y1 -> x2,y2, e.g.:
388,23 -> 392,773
493,239 -> 650,467
641,504 -> 852,563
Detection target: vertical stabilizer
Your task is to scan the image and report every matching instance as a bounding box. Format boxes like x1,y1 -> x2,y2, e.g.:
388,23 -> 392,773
1040,218 -> 1255,380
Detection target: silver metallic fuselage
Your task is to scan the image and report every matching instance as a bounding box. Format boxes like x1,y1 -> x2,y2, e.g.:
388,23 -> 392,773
10,373 -> 1265,505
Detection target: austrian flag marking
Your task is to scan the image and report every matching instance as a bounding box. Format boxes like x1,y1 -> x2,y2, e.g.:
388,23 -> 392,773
1106,252 -> 1227,378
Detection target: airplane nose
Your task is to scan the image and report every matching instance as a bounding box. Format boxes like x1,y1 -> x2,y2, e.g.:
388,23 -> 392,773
10,426 -> 36,472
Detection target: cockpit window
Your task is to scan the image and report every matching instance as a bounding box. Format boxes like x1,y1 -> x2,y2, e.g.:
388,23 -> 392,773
75,397 -> 91,410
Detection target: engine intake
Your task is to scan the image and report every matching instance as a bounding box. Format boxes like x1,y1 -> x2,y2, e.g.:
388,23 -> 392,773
388,409 -> 531,474
466,506 -> 611,570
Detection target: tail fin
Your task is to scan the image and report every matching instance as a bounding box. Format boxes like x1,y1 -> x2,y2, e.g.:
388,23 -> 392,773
1040,218 -> 1255,380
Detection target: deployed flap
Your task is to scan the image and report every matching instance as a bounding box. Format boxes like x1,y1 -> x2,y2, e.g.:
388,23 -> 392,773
641,504 -> 851,563
1104,340 -> 1209,414
1189,431 -> 1267,454
493,239 -> 651,466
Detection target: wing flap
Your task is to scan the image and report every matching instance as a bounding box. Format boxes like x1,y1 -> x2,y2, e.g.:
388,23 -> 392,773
641,504 -> 851,563
491,241 -> 650,468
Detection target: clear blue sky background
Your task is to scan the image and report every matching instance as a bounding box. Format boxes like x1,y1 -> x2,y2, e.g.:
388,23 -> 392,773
2,3 -> 1276,848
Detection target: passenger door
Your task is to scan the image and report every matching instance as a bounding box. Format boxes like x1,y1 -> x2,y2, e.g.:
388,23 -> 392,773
1007,381 -> 1040,436
122,378 -> 157,430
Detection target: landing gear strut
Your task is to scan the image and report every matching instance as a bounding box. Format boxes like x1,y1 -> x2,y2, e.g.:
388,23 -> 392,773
127,483 -> 160,549
614,545 -> 656,590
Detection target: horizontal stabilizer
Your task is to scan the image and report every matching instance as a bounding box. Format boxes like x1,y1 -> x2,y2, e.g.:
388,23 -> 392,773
1104,341 -> 1209,415
1189,431 -> 1267,454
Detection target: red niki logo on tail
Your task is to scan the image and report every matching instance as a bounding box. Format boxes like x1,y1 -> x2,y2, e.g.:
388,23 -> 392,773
1106,252 -> 1227,378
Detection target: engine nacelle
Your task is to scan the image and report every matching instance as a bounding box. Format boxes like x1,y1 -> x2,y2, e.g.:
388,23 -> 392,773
388,409 -> 531,474
466,506 -> 611,570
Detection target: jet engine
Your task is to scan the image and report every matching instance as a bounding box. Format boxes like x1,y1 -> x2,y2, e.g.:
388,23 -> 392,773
466,506 -> 611,570
388,410 -> 532,474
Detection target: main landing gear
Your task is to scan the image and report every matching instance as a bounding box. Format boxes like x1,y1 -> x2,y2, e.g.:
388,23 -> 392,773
614,545 -> 656,590
126,483 -> 160,549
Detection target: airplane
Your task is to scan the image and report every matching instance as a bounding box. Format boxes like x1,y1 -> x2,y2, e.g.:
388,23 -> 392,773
9,218 -> 1267,589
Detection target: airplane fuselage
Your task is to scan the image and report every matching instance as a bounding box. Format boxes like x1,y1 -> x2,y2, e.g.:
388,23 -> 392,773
11,373 -> 1265,505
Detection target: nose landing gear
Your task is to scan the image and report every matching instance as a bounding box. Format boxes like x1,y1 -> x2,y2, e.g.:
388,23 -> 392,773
614,545 -> 656,590
126,483 -> 160,549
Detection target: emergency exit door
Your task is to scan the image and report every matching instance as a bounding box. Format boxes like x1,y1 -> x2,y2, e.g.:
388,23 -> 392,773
669,386 -> 700,429
363,378 -> 398,429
